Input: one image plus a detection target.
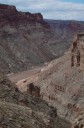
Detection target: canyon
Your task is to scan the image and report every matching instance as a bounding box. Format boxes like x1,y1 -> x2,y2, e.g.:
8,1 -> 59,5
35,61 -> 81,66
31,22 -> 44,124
0,3 -> 84,128
0,4 -> 84,74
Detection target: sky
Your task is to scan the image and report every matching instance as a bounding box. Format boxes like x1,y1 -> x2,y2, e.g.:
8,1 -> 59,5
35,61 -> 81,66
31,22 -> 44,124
0,0 -> 84,21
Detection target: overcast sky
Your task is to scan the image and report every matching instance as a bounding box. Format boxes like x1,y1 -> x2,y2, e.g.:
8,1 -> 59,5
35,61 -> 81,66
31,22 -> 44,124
0,0 -> 84,21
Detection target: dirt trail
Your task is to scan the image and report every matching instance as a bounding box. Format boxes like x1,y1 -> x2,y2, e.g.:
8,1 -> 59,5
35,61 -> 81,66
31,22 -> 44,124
7,67 -> 42,83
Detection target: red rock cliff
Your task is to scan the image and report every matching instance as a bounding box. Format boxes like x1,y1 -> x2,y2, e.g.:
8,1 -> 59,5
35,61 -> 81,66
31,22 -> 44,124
0,4 -> 49,27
